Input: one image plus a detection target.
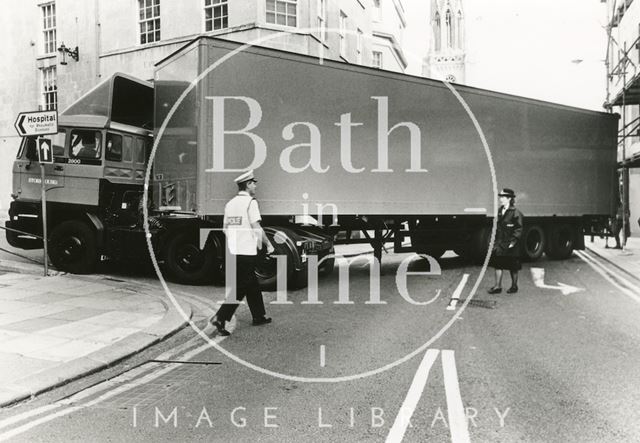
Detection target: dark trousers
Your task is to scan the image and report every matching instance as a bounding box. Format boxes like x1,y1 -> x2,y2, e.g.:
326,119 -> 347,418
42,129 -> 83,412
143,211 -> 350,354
216,255 -> 265,322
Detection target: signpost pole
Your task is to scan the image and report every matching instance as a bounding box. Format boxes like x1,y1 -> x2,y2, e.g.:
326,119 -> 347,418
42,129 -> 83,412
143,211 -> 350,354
14,110 -> 58,276
39,139 -> 49,277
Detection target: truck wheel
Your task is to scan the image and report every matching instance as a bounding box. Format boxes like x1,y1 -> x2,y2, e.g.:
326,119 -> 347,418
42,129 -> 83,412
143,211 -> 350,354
318,249 -> 336,278
522,224 -> 545,261
49,220 -> 98,274
164,230 -> 216,284
467,226 -> 490,264
255,238 -> 296,290
545,224 -> 575,260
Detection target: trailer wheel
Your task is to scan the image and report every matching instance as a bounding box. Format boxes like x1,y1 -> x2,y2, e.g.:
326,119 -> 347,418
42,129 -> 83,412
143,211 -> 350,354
522,224 -> 545,261
545,224 -> 575,260
164,230 -> 216,284
49,220 -> 98,274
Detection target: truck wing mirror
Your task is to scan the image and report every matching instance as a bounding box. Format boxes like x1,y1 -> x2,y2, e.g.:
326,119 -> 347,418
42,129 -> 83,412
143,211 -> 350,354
25,137 -> 38,161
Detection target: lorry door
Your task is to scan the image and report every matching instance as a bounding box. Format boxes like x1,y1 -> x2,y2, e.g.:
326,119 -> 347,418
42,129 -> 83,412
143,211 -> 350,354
103,132 -> 151,220
62,128 -> 104,206
17,131 -> 67,202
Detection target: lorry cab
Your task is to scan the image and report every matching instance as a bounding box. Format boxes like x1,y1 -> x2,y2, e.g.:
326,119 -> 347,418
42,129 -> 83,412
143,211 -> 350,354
7,73 -> 154,270
13,120 -> 151,208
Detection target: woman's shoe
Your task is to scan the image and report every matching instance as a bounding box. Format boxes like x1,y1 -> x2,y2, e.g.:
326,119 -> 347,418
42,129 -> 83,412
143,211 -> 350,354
507,285 -> 518,294
487,286 -> 502,294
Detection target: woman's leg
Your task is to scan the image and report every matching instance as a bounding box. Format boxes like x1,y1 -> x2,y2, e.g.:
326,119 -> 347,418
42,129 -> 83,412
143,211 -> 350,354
508,270 -> 519,293
494,269 -> 503,288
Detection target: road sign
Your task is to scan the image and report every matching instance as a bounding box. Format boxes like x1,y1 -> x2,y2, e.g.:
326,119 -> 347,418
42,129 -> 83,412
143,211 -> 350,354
38,138 -> 54,164
14,110 -> 58,137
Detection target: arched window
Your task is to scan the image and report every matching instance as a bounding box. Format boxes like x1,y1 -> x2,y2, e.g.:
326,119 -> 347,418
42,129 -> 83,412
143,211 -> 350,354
434,12 -> 441,51
445,9 -> 453,49
456,10 -> 463,49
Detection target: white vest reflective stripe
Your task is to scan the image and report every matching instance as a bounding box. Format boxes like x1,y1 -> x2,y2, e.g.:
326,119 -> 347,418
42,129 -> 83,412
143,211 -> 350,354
224,192 -> 261,256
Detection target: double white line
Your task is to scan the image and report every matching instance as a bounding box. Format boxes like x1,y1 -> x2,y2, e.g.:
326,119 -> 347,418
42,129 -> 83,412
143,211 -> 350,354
576,250 -> 640,305
387,349 -> 471,443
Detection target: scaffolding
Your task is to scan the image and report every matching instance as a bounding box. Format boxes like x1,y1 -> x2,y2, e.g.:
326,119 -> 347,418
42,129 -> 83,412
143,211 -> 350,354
605,0 -> 640,247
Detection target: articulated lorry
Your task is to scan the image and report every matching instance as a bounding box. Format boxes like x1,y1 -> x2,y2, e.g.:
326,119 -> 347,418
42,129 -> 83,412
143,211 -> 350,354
6,36 -> 619,285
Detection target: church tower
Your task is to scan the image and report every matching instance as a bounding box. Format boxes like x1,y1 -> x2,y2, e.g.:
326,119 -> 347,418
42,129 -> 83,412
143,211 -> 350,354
423,0 -> 466,83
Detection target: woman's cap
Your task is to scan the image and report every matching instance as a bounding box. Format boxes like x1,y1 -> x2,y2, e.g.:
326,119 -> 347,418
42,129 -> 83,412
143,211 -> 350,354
498,188 -> 516,198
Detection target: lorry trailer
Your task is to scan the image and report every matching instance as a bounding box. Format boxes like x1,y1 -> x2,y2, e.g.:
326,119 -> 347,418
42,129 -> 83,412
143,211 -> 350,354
6,36 -> 619,286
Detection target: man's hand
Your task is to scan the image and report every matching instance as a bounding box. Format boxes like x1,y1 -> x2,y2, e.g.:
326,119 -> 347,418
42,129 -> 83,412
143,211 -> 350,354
266,242 -> 275,255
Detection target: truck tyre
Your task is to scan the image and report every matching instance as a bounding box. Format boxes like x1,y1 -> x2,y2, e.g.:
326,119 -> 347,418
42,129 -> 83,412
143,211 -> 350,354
521,224 -> 545,261
318,249 -> 336,277
164,230 -> 216,284
255,236 -> 296,291
49,220 -> 98,274
545,224 -> 575,260
468,226 -> 491,264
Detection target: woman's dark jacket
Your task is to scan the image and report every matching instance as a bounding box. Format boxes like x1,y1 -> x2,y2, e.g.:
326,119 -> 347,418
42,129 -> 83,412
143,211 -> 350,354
494,206 -> 524,257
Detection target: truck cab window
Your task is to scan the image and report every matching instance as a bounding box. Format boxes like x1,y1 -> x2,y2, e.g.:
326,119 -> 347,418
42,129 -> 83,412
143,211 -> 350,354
106,133 -> 123,162
22,137 -> 38,160
51,131 -> 67,156
70,130 -> 102,159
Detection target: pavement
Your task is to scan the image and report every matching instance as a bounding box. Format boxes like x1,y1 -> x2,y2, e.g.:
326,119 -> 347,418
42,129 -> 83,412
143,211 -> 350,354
0,267 -> 191,408
584,234 -> 640,283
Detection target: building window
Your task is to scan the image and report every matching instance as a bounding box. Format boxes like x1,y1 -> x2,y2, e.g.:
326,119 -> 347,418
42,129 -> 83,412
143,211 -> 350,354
266,0 -> 297,27
373,0 -> 382,22
205,0 -> 228,31
139,0 -> 161,44
42,2 -> 56,54
42,66 -> 57,111
434,12 -> 441,52
339,11 -> 347,57
356,29 -> 363,64
456,11 -> 463,49
317,0 -> 326,41
445,9 -> 453,49
372,51 -> 382,68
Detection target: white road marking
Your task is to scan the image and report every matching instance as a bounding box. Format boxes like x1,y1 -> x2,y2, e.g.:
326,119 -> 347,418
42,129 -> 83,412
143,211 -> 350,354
0,404 -> 61,432
386,349 -> 440,443
530,267 -> 584,295
447,274 -> 470,311
576,250 -> 640,304
0,327 -> 228,441
442,350 -> 471,443
320,345 -> 326,367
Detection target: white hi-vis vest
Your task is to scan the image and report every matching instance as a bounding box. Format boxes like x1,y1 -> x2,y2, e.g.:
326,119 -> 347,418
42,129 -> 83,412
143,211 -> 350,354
223,191 -> 262,256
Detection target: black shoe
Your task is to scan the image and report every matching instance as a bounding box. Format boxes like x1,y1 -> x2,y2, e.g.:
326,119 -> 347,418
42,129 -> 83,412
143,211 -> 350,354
487,287 -> 502,294
210,318 -> 230,336
252,317 -> 272,326
507,285 -> 518,294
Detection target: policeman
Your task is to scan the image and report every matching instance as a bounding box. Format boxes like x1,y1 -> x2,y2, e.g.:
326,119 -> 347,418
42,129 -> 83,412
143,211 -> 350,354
210,170 -> 275,336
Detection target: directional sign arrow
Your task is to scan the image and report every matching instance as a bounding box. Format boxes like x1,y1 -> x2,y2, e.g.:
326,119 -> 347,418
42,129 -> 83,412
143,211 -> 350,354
531,267 -> 584,295
16,115 -> 26,135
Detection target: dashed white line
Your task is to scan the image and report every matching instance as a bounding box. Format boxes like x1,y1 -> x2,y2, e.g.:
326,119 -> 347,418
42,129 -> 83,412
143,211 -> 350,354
447,274 -> 470,311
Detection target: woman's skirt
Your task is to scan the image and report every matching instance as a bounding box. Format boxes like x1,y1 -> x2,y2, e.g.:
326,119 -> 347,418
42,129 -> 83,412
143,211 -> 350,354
489,254 -> 522,271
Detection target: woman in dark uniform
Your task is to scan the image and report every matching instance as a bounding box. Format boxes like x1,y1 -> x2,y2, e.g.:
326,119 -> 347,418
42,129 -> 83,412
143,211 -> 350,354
488,188 -> 524,294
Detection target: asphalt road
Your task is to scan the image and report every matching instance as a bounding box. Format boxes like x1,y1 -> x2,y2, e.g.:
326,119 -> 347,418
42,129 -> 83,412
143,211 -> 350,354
1,250 -> 640,442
